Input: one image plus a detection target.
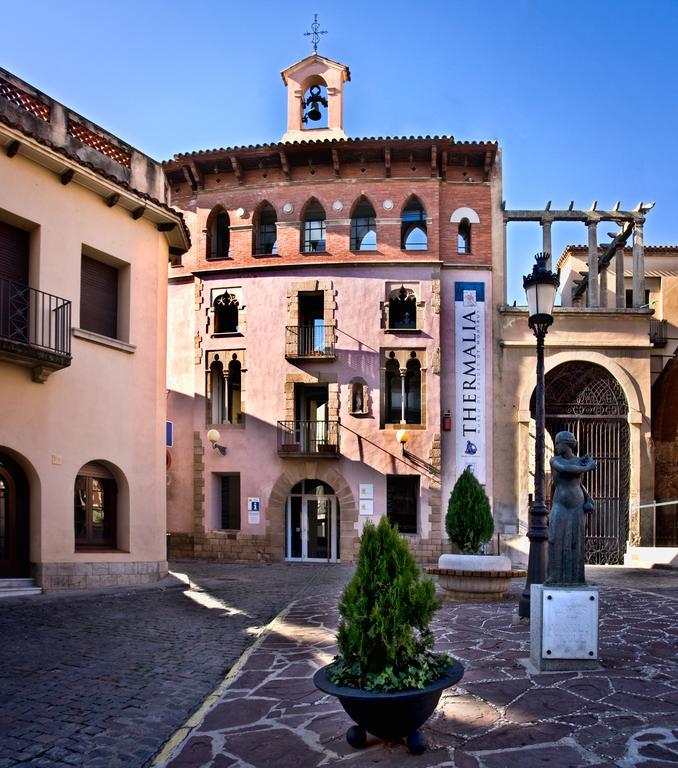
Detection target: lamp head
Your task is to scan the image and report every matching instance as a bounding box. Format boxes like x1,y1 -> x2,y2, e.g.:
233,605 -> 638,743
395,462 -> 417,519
523,252 -> 560,329
207,429 -> 226,455
396,428 -> 409,448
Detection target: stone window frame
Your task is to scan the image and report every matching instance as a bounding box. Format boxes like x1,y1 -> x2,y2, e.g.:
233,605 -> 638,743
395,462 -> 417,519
381,281 -> 424,333
205,349 -> 247,428
287,278 -> 337,342
283,371 -> 339,424
380,348 -> 427,429
207,286 -> 246,337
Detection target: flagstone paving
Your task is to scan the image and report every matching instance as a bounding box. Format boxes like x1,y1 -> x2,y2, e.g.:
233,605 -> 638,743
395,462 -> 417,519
159,569 -> 678,768
0,562 -> 353,768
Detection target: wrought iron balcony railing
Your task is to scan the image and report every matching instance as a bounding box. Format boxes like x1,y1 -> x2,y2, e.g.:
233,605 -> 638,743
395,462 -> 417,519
285,325 -> 335,359
0,276 -> 72,375
649,318 -> 668,347
277,420 -> 340,457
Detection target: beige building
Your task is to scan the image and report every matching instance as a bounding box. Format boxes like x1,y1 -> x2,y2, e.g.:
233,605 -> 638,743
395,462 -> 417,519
0,68 -> 189,589
493,213 -> 678,566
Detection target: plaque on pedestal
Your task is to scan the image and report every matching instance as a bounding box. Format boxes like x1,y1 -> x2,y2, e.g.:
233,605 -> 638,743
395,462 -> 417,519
529,584 -> 600,672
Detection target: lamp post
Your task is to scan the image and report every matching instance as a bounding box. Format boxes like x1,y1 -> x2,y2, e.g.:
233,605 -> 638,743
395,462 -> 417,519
519,253 -> 560,619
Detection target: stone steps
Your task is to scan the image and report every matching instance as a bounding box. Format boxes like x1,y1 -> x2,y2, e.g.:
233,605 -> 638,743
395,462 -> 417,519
0,578 -> 42,598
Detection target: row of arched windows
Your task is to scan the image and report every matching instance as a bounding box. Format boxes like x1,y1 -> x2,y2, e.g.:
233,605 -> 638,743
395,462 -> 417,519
205,197 -> 476,259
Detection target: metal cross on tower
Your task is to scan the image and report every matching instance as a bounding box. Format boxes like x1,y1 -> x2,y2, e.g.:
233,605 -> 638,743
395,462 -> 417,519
304,14 -> 327,54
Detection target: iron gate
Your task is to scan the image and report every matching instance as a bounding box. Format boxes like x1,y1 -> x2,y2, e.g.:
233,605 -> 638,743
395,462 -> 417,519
537,362 -> 630,565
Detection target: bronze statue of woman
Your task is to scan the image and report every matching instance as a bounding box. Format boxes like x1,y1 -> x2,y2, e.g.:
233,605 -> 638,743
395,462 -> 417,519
546,431 -> 596,585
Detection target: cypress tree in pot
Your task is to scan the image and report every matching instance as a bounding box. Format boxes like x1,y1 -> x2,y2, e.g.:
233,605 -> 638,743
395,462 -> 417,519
313,517 -> 464,754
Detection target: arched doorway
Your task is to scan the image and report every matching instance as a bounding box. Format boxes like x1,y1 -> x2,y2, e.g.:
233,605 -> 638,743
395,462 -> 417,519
531,362 -> 630,564
0,451 -> 30,577
285,479 -> 339,562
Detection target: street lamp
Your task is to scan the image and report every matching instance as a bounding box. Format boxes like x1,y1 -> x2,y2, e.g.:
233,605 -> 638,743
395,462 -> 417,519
519,252 -> 560,619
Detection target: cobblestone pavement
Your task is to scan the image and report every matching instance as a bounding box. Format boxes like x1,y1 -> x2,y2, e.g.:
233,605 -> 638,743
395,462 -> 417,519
0,561 -> 353,768
160,567 -> 678,768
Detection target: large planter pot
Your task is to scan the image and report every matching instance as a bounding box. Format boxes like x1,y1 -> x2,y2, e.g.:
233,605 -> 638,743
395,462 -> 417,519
427,554 -> 522,600
313,660 -> 464,754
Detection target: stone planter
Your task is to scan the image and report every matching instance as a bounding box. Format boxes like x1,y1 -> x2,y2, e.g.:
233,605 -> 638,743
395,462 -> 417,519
427,554 -> 522,600
313,660 -> 464,754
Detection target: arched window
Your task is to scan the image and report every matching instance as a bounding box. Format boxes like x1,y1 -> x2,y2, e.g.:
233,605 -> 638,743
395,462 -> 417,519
388,285 -> 417,330
384,351 -> 423,425
213,292 -> 239,334
254,203 -> 277,255
385,356 -> 402,424
74,462 -> 117,549
404,356 -> 422,424
206,208 -> 230,260
228,355 -> 242,424
401,197 -> 427,251
350,197 -> 377,250
302,200 -> 326,253
458,218 -> 471,254
209,356 -> 225,424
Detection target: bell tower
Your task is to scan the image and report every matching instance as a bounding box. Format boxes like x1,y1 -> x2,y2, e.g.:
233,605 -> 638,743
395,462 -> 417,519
281,53 -> 351,143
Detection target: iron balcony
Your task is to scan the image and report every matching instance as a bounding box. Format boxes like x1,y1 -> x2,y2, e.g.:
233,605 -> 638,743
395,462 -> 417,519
284,325 -> 335,360
0,276 -> 72,380
277,420 -> 340,457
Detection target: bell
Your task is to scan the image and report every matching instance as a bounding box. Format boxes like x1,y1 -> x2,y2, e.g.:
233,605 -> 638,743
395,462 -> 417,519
302,85 -> 328,124
306,104 -> 322,122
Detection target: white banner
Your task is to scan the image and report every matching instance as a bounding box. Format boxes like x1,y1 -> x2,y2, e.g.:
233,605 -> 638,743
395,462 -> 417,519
454,282 -> 486,484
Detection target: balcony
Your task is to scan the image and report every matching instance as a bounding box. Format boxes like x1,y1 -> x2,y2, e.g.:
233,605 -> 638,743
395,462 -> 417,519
285,325 -> 335,360
650,318 -> 668,347
0,276 -> 72,381
277,420 -> 340,458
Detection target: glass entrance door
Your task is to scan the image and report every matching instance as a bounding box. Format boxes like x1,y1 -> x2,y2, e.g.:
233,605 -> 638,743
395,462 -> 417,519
285,480 -> 338,562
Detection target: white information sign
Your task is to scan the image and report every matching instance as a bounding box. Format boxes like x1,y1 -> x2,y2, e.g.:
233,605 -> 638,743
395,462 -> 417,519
359,499 -> 374,515
542,588 -> 598,659
359,484 -> 373,500
247,510 -> 260,525
247,497 -> 260,525
454,282 -> 486,484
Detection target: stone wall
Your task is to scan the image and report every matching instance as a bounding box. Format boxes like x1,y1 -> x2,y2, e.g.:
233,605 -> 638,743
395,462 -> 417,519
34,561 -> 167,591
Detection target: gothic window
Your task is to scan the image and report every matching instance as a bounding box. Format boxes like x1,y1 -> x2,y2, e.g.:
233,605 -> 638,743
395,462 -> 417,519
457,218 -> 472,254
207,207 -> 230,260
388,285 -> 417,330
384,351 -> 423,425
207,353 -> 243,425
209,356 -> 225,424
213,292 -> 239,334
302,200 -> 326,253
74,462 -> 117,549
228,356 -> 242,424
350,197 -> 377,250
254,203 -> 277,255
401,197 -> 427,251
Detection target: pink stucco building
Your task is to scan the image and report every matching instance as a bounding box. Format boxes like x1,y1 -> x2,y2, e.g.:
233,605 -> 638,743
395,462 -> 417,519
164,53 -> 501,563
0,68 -> 189,589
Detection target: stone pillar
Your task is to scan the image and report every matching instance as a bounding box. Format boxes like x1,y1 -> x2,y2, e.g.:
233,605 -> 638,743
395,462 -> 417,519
587,221 -> 599,307
542,218 -> 553,270
599,266 -> 608,308
632,219 -> 645,308
615,247 -> 625,308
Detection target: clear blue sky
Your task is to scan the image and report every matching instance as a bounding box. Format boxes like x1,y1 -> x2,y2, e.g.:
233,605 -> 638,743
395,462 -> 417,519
2,0 -> 677,302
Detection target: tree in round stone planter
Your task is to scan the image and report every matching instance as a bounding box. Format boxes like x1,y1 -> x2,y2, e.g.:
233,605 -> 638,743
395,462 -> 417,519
313,517 -> 464,754
437,468 -> 514,599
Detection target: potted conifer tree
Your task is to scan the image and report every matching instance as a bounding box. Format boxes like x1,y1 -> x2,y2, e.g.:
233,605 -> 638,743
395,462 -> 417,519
434,468 -> 514,598
313,517 -> 464,754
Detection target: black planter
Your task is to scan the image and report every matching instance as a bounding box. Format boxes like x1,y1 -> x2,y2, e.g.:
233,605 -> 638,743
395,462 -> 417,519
313,661 -> 464,754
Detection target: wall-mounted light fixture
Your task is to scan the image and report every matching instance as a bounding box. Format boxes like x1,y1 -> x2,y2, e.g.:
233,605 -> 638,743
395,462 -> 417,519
396,428 -> 409,454
207,429 -> 227,456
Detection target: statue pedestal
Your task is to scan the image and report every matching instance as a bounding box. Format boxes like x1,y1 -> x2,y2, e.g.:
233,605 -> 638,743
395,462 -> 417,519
529,584 -> 600,672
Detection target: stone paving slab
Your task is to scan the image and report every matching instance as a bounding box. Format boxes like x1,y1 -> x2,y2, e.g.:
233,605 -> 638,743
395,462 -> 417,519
159,571 -> 678,768
0,562 -> 353,768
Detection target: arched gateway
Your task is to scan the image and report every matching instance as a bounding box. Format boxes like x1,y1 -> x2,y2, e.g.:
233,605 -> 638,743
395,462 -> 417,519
531,362 -> 630,564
